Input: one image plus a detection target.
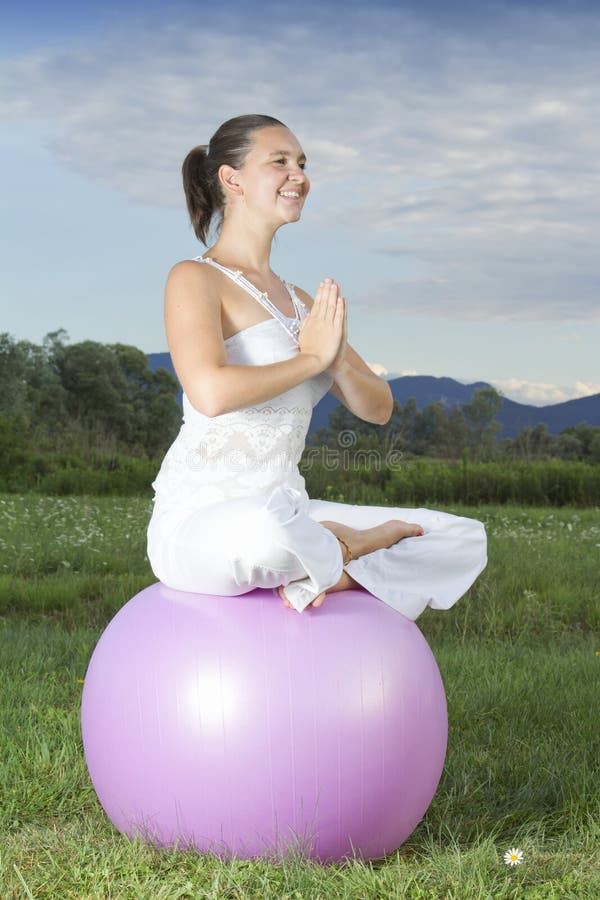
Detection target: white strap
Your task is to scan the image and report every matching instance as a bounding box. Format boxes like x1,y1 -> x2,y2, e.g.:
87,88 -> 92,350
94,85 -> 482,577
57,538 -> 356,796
193,256 -> 302,343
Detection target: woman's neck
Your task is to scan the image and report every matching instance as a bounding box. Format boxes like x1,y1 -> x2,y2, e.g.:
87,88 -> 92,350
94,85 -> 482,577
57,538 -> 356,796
206,217 -> 276,277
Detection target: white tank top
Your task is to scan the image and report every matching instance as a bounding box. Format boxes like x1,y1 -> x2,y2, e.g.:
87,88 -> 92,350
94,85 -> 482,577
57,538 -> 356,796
150,256 -> 334,511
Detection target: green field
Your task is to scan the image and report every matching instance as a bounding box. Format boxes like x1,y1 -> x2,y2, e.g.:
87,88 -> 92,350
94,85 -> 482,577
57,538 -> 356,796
1,494 -> 599,898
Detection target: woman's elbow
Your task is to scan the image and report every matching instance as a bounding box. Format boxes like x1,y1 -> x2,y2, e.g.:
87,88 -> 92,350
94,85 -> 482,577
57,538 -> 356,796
378,389 -> 394,425
185,372 -> 223,418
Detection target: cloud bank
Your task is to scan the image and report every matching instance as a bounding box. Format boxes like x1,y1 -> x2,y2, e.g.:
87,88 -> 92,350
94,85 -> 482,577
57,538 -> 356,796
1,1 -> 599,325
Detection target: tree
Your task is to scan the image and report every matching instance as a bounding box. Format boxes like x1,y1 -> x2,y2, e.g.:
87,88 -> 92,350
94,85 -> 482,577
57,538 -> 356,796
446,407 -> 470,458
555,432 -> 583,461
57,340 -> 133,441
413,401 -> 448,456
0,331 -> 68,430
399,397 -> 419,450
589,433 -> 600,464
112,345 -> 181,456
0,332 -> 30,416
512,423 -> 554,461
462,387 -> 503,459
0,331 -> 182,458
561,422 -> 598,458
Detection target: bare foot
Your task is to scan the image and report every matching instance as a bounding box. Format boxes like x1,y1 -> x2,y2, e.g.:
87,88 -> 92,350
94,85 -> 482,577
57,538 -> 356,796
278,569 -> 359,610
277,519 -> 424,611
278,584 -> 326,609
319,518 -> 424,561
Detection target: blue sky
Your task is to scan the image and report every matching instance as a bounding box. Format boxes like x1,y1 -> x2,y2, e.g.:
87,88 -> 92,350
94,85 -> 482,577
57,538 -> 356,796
1,0 -> 599,405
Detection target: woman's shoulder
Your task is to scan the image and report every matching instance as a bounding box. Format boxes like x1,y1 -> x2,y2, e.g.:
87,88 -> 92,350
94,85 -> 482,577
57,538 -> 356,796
164,259 -> 222,315
165,258 -> 223,300
166,257 -> 215,282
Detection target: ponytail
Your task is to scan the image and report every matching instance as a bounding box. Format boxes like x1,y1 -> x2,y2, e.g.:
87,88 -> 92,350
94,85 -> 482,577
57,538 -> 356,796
181,145 -> 215,245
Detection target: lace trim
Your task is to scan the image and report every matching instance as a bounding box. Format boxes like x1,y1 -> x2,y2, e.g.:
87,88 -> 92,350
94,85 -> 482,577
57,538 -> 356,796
242,404 -> 311,417
179,404 -> 312,480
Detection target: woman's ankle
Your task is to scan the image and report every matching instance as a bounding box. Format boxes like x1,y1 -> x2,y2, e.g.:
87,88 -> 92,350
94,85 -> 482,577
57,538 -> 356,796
329,570 -> 360,593
319,520 -> 362,561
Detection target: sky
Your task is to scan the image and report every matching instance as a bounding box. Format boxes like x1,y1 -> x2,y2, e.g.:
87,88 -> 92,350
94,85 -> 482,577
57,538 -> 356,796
1,0 -> 599,406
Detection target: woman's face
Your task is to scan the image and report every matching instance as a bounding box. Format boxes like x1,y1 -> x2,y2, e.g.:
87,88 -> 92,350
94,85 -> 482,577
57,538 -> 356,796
230,125 -> 310,224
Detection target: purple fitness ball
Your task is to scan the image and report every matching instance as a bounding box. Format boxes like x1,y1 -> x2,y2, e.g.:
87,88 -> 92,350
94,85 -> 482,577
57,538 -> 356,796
80,582 -> 448,864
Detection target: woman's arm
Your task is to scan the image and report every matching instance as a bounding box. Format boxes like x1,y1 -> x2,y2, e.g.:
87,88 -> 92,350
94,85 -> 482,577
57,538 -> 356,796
164,261 -> 327,417
294,285 -> 393,425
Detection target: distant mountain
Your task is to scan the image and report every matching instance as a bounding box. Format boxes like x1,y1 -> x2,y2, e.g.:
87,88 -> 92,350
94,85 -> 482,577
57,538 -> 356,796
308,375 -> 491,434
147,354 -> 600,438
495,391 -> 600,439
148,353 -> 176,380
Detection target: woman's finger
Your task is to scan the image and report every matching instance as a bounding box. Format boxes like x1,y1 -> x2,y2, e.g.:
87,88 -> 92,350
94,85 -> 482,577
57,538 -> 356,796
326,282 -> 339,320
312,283 -> 323,308
313,281 -> 330,315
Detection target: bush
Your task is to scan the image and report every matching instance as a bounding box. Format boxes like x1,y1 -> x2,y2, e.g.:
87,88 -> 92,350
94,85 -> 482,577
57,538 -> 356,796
302,458 -> 600,507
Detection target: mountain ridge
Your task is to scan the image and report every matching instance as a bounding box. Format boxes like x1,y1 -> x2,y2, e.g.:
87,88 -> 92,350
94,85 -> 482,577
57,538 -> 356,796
147,353 -> 600,438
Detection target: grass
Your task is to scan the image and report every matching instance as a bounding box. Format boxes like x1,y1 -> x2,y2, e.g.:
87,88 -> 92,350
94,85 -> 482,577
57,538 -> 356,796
0,493 -> 599,898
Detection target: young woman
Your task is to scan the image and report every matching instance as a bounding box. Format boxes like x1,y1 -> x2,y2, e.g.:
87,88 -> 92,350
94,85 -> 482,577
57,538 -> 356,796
146,114 -> 487,615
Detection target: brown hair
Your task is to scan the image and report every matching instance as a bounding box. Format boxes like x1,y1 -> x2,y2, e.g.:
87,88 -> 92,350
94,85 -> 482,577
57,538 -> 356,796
181,114 -> 287,244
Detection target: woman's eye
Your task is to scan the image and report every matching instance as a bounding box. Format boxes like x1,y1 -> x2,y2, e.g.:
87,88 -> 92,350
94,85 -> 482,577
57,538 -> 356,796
275,159 -> 306,169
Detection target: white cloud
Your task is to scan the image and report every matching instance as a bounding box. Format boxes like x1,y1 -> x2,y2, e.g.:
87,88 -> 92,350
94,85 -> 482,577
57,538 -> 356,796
367,362 -> 419,378
490,378 -> 600,406
573,380 -> 600,398
367,362 -> 389,377
1,2 -> 600,321
531,99 -> 570,119
368,372 -> 599,404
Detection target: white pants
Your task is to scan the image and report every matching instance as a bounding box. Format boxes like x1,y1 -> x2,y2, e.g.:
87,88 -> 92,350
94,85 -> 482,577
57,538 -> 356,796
146,484 -> 488,617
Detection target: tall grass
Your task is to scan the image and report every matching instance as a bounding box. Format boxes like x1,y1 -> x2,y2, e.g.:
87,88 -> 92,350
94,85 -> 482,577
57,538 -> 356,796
303,459 -> 600,507
2,454 -> 600,505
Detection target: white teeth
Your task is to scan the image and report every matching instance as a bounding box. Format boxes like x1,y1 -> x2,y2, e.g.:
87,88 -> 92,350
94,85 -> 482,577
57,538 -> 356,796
279,191 -> 301,198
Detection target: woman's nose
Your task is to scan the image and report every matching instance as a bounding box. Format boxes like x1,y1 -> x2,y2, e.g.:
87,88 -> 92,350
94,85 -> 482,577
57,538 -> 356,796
290,164 -> 307,180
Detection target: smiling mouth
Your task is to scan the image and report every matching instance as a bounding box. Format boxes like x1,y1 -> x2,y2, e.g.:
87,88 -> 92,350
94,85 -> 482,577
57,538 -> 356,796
278,190 -> 302,200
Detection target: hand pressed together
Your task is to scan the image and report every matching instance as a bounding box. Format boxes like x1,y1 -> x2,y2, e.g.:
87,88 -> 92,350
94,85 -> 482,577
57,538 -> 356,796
298,278 -> 347,373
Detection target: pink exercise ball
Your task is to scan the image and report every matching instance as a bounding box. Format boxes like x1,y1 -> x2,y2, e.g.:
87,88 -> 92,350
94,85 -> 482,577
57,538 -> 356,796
81,582 -> 448,864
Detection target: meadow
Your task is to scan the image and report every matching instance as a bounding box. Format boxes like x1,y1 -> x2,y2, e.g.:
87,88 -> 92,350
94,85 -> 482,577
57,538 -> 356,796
0,493 -> 599,898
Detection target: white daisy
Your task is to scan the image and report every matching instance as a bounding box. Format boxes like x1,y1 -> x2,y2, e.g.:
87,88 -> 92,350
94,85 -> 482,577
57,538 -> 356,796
504,847 -> 524,866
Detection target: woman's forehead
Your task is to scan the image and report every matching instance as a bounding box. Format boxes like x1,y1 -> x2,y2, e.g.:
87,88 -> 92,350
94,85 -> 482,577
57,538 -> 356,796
251,126 -> 304,157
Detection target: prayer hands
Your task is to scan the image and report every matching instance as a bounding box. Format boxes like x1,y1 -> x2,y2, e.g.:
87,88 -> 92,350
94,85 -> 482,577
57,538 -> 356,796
298,278 -> 346,373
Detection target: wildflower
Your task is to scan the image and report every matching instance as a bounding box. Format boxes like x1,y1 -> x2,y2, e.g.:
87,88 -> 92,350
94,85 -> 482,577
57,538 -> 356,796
504,847 -> 523,866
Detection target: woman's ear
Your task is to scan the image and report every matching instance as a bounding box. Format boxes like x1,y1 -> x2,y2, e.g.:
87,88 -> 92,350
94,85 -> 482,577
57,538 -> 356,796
218,164 -> 243,198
